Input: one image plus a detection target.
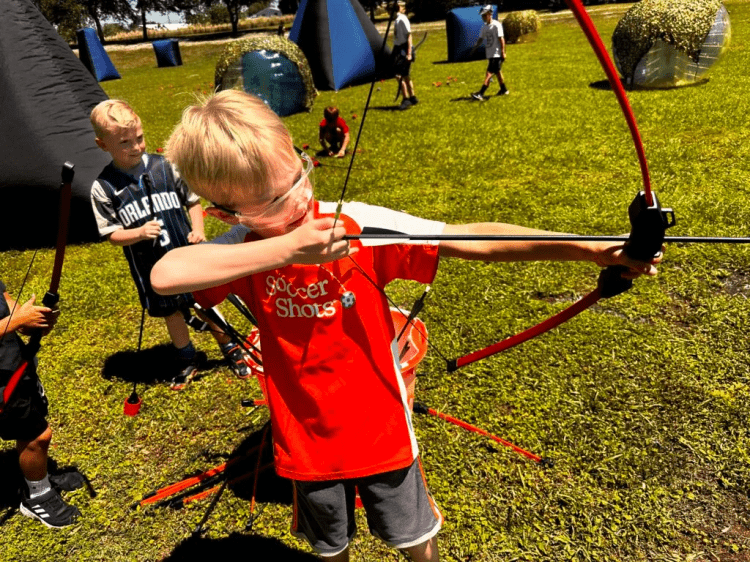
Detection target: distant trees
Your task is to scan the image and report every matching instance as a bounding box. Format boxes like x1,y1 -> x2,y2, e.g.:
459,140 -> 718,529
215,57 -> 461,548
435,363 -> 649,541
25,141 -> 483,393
406,0 -> 631,22
32,0 -> 87,42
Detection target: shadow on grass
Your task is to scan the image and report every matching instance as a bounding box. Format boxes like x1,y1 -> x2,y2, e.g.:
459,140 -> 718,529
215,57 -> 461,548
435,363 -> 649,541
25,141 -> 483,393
370,105 -> 408,111
164,532 -> 319,561
142,422 -> 291,511
450,96 -> 485,102
588,78 -> 710,91
101,344 -> 226,385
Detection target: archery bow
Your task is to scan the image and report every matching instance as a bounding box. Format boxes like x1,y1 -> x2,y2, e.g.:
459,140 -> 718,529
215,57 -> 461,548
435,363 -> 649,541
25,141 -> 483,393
0,163 -> 74,413
330,0 -> 672,375
440,0 -> 675,372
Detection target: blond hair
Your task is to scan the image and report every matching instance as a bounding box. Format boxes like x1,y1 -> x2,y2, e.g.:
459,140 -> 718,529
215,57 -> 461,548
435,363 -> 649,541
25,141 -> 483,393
166,90 -> 297,206
90,99 -> 141,138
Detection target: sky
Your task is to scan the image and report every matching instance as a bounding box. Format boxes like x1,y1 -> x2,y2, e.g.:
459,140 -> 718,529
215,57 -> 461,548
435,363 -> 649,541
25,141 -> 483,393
146,11 -> 185,24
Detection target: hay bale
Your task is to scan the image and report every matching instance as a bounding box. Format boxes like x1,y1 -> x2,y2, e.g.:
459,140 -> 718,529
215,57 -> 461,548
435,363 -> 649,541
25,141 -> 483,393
502,10 -> 540,44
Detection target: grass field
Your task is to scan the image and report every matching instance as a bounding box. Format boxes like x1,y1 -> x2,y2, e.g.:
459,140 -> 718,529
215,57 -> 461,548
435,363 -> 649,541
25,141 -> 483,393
2,4 -> 750,560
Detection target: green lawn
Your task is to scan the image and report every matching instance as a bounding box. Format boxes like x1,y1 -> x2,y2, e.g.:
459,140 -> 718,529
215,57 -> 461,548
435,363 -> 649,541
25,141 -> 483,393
2,4 -> 750,560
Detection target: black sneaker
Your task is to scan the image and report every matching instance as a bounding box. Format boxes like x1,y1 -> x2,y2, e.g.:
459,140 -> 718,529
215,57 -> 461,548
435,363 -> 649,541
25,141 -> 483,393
170,352 -> 206,391
471,92 -> 486,101
50,471 -> 84,492
20,489 -> 80,529
223,344 -> 251,380
399,98 -> 412,110
410,96 -> 419,105
498,88 -> 510,96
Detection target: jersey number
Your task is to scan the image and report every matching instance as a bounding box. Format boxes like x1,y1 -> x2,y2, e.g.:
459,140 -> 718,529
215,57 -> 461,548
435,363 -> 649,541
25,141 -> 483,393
156,219 -> 171,247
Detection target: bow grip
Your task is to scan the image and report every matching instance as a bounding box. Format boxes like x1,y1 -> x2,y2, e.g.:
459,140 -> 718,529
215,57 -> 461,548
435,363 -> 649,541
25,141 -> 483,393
599,191 -> 675,298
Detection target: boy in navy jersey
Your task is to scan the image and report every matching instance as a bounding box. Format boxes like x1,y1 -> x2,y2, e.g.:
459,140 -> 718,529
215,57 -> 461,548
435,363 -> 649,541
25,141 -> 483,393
151,90 -> 661,561
90,100 -> 249,389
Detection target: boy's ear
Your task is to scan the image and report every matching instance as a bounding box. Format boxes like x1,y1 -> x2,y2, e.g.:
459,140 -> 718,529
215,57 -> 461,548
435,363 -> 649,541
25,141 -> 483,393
95,137 -> 108,151
205,206 -> 240,225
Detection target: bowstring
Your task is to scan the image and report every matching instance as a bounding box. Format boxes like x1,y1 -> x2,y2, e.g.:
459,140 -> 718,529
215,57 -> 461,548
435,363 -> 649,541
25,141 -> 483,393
327,1 -> 455,365
0,249 -> 39,341
333,0 -> 399,225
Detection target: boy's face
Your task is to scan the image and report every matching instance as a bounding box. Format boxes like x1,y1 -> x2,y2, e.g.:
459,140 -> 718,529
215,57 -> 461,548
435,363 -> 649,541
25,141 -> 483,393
96,123 -> 146,170
208,149 -> 315,239
481,11 -> 492,23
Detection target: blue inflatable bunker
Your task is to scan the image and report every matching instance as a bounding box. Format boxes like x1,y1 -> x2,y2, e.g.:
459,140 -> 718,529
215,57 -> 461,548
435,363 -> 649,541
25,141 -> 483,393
289,0 -> 391,91
76,27 -> 121,81
153,39 -> 183,68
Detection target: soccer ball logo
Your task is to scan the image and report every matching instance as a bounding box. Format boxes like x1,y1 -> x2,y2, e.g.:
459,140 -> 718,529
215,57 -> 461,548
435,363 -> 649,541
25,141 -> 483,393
341,291 -> 356,309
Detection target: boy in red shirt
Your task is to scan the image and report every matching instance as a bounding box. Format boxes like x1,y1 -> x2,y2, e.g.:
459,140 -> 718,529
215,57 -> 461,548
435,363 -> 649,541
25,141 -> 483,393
318,107 -> 350,158
152,90 -> 661,561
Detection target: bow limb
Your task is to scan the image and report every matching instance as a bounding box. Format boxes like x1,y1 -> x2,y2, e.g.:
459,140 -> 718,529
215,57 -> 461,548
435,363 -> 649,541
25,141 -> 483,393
563,0 -> 652,205
1,163 -> 74,410
446,3 -> 676,371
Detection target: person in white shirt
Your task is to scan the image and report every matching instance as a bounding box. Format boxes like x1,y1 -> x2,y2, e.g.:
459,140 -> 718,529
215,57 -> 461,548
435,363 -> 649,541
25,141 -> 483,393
471,5 -> 509,101
391,2 -> 418,110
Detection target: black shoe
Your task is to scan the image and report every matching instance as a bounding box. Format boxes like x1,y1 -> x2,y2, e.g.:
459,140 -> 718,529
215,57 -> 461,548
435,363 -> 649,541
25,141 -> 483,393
471,92 -> 486,101
20,489 -> 80,529
223,344 -> 251,380
399,99 -> 412,110
170,351 -> 206,391
498,88 -> 510,96
50,471 -> 84,492
409,96 -> 418,105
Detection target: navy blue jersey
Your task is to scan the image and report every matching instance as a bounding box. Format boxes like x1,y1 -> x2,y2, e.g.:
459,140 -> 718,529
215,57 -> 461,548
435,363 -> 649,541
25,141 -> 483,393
0,280 -> 24,372
91,155 -> 196,316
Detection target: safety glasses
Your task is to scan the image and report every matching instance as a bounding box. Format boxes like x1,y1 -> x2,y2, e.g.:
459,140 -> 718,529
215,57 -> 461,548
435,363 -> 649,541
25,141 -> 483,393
211,147 -> 314,230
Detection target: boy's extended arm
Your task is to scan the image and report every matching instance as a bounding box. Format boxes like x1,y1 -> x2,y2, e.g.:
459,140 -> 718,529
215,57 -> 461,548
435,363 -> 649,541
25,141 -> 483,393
438,223 -> 660,278
186,201 -> 207,243
151,218 -> 355,295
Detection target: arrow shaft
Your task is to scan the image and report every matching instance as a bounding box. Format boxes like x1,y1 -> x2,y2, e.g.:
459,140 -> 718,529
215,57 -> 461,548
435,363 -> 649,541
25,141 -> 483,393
345,234 -> 750,244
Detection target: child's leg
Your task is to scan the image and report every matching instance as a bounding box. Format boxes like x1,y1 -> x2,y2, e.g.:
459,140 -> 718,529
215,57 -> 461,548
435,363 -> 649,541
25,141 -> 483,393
400,75 -> 410,99
357,458 -> 442,560
405,77 -> 416,100
496,71 -> 508,92
164,311 -> 191,349
482,71 -> 493,87
17,425 -> 52,482
195,308 -> 231,347
403,535 -> 439,562
196,307 -> 253,379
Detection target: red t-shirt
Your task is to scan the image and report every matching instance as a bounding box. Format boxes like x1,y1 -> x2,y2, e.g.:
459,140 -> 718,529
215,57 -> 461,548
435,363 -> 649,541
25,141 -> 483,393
196,202 -> 443,481
319,116 -> 349,134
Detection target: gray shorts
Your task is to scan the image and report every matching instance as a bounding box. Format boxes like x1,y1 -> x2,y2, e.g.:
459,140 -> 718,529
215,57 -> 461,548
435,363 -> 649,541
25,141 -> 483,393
291,457 -> 442,557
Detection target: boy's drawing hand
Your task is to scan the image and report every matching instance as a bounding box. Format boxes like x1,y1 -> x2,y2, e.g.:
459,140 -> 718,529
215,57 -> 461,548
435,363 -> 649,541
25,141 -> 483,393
188,230 -> 206,244
140,220 -> 162,240
335,150 -> 345,158
16,294 -> 58,335
285,218 -> 357,264
593,241 -> 664,279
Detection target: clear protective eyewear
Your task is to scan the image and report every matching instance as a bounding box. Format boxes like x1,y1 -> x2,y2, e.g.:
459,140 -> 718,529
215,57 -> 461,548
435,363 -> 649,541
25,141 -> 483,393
211,147 -> 314,230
